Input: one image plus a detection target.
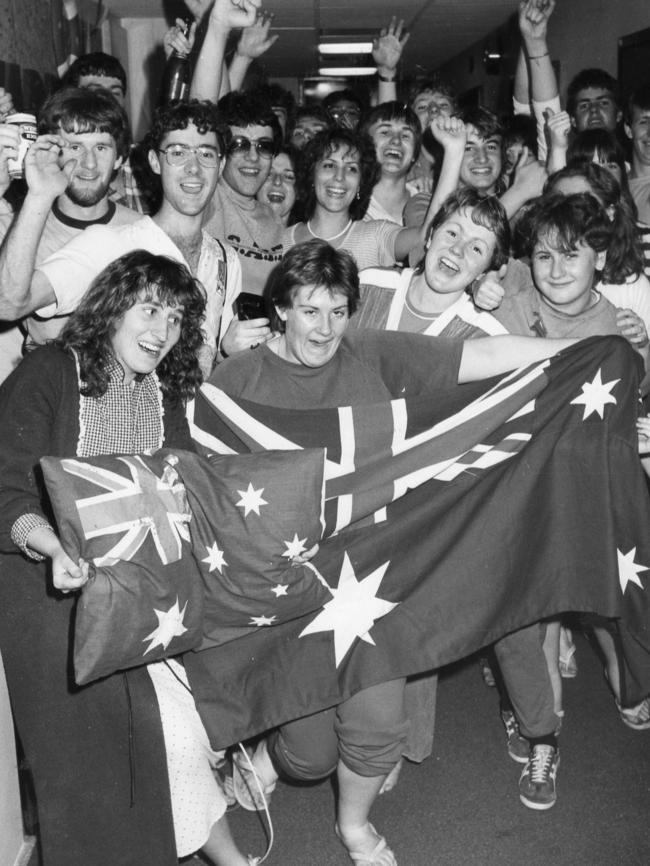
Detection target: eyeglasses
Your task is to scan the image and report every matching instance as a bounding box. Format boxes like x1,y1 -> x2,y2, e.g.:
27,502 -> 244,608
158,145 -> 221,167
227,136 -> 276,159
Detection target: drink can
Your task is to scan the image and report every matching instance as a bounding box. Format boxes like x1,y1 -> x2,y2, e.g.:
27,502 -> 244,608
5,113 -> 37,179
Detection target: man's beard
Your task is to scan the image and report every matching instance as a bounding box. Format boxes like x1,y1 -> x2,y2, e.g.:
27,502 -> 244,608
65,177 -> 111,208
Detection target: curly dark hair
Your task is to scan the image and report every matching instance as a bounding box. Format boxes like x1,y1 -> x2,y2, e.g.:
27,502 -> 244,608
57,250 -> 205,401
144,99 -> 226,153
216,91 -> 282,151
296,127 -> 379,222
137,99 -> 226,213
545,162 -> 644,283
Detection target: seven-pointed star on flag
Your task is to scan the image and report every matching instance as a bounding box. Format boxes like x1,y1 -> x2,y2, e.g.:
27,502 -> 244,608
236,483 -> 268,516
202,540 -> 227,572
617,547 -> 648,594
299,552 -> 398,666
282,533 -> 308,559
570,368 -> 620,419
142,597 -> 188,655
271,584 -> 289,597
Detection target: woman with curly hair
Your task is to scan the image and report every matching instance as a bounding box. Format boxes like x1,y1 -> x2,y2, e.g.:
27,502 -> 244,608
283,127 -> 437,269
0,250 -> 256,866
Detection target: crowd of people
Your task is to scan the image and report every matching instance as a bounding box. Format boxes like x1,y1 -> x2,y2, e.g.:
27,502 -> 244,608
1,0 -> 649,864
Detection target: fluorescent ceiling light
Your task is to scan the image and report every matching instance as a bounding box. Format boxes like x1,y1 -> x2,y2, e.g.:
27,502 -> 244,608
318,42 -> 373,55
318,66 -> 376,76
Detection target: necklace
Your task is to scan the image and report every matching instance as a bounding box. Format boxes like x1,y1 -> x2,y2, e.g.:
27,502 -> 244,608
306,219 -> 352,242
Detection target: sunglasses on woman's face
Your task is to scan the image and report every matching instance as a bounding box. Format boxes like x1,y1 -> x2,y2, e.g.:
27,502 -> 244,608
227,136 -> 275,159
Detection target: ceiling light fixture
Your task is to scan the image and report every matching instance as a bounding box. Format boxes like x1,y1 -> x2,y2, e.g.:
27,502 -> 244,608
318,42 -> 373,55
318,66 -> 376,77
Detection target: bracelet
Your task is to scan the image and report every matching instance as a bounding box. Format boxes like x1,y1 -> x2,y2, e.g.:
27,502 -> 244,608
377,72 -> 396,82
528,51 -> 549,60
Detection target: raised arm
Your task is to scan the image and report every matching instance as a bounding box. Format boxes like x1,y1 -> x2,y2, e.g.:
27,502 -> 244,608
228,9 -> 278,93
0,134 -> 70,320
190,0 -> 260,102
396,116 -> 467,263
518,0 -> 560,162
458,334 -> 575,383
372,18 -> 409,104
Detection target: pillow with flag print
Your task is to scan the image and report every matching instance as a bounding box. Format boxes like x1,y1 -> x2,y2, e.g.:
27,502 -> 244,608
40,450 -> 205,685
167,448 -> 331,647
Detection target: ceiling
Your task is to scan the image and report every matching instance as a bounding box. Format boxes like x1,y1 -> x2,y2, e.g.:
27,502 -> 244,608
98,0 -> 522,81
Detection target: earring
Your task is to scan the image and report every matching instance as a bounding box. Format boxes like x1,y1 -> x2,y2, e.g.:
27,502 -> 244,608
356,190 -> 360,200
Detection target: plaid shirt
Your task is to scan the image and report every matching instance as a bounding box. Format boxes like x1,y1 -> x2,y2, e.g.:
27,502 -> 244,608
109,156 -> 149,215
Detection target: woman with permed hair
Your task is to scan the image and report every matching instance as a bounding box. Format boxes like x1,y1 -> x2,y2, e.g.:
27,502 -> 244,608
0,250 -> 258,866
284,127 -> 441,270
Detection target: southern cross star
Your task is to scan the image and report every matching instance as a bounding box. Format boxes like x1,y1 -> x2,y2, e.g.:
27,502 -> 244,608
617,547 -> 648,594
143,597 -> 188,654
202,540 -> 227,572
235,483 -> 268,516
299,552 -> 398,666
570,368 -> 619,420
282,533 -> 308,559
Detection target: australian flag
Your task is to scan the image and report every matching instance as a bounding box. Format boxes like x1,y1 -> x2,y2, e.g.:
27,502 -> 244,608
40,337 -> 650,746
182,336 -> 650,747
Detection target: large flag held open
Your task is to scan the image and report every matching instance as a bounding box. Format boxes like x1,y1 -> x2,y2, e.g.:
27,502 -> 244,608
42,337 -> 650,747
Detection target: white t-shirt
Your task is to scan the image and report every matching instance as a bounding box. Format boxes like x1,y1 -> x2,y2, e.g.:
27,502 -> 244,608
36,216 -> 242,374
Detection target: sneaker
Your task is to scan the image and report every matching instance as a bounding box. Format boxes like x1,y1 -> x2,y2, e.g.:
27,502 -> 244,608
617,696 -> 650,731
519,744 -> 560,810
501,710 -> 529,763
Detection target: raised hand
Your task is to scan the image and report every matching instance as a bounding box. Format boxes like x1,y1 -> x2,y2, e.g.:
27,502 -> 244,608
519,0 -> 556,44
209,0 -> 261,31
236,9 -> 278,60
544,108 -> 571,151
24,135 -> 75,201
163,17 -> 197,59
372,17 -> 409,76
429,114 -> 467,153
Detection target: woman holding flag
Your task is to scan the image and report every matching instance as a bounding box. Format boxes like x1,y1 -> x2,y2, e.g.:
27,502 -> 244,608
209,238 -> 577,866
0,251 -> 256,866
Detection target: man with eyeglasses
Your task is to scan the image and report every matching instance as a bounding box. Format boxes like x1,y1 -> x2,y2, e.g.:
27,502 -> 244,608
0,87 -> 139,356
202,90 -> 284,300
0,99 -> 243,375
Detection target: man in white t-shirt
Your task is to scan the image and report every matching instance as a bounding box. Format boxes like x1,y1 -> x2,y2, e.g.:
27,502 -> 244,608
0,100 -> 265,376
0,87 -> 139,351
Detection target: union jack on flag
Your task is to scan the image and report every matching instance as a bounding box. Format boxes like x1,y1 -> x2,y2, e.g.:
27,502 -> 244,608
61,455 -> 191,566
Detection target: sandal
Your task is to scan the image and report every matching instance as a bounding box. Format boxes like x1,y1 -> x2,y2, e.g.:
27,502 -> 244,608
231,752 -> 276,812
335,823 -> 397,866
